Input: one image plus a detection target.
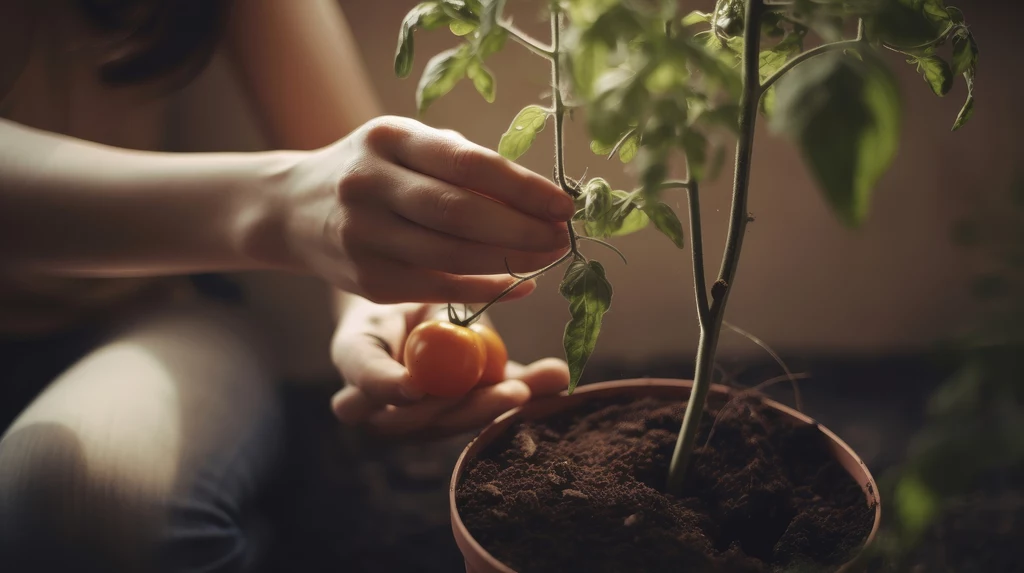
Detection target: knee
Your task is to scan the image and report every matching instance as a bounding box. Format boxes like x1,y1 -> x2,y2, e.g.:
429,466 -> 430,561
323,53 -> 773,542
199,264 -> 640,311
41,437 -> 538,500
0,423 -> 258,573
0,422 -> 156,573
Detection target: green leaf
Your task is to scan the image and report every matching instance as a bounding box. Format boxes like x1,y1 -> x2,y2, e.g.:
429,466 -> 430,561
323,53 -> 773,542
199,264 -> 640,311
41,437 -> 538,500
441,0 -> 481,21
583,187 -> 649,238
466,59 -> 495,102
641,202 -> 685,248
681,11 -> 711,28
415,46 -> 471,114
895,473 -> 939,539
560,259 -> 613,393
590,139 -> 615,156
450,20 -> 477,36
952,94 -> 974,131
478,27 -> 508,58
914,55 -> 954,96
771,52 -> 902,226
759,34 -> 803,115
863,1 -> 946,49
952,29 -> 978,76
618,133 -> 640,163
919,0 -> 951,26
395,2 -> 451,78
473,0 -> 507,58
497,105 -> 550,161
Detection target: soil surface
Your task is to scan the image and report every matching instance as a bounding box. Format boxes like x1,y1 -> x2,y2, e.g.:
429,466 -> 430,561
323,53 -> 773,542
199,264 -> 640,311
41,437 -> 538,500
456,395 -> 875,573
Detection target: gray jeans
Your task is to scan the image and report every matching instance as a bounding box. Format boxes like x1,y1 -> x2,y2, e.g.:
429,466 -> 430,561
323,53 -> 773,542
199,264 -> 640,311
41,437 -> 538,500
0,306 -> 284,573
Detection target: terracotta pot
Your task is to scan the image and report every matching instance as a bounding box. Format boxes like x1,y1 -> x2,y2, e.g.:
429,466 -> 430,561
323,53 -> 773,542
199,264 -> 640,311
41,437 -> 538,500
450,378 -> 882,573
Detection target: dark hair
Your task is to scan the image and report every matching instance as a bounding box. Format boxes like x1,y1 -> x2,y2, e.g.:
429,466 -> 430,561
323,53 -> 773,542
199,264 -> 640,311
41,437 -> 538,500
76,0 -> 232,87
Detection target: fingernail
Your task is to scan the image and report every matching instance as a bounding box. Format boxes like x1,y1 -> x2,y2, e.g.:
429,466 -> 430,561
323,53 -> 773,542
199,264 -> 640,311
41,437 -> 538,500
548,195 -> 575,220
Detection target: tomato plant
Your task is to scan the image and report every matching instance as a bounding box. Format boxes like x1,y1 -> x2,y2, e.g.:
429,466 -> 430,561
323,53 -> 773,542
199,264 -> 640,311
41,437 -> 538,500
404,320 -> 487,397
394,0 -> 978,494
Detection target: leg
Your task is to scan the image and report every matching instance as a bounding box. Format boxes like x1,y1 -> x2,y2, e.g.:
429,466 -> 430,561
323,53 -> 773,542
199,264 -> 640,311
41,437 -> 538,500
0,305 -> 283,573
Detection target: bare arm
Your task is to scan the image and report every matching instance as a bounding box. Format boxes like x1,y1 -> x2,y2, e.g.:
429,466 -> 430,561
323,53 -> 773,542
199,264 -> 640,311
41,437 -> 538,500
224,0 -> 384,318
0,117 -> 293,276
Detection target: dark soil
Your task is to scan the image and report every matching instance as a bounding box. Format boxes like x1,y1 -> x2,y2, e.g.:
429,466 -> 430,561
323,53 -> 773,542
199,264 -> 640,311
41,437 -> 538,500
456,395 -> 876,573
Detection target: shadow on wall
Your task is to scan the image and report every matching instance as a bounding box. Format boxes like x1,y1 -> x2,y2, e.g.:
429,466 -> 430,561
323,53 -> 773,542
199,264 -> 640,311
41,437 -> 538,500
167,0 -> 1024,381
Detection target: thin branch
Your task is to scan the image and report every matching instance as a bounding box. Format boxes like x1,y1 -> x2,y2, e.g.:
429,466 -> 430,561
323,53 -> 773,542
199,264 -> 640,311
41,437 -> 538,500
459,250 -> 574,326
499,21 -> 555,59
549,9 -> 581,256
687,183 -> 711,328
661,179 -> 694,191
607,128 -> 638,161
760,19 -> 866,96
577,236 -> 628,265
722,320 -> 804,412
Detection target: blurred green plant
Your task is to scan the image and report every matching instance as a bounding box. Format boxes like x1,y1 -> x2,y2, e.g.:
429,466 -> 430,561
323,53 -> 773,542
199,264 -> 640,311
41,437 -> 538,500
392,0 -> 978,494
878,175 -> 1024,568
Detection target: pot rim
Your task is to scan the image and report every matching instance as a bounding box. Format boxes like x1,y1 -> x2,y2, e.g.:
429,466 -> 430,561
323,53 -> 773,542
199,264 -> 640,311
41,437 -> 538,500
449,378 -> 882,573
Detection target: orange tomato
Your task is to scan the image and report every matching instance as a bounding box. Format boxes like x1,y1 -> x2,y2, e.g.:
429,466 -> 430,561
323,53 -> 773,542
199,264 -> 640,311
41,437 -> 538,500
403,320 -> 486,397
470,323 -> 508,385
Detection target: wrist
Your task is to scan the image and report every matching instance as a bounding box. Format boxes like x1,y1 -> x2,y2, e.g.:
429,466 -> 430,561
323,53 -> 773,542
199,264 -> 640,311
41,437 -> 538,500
232,149 -> 308,272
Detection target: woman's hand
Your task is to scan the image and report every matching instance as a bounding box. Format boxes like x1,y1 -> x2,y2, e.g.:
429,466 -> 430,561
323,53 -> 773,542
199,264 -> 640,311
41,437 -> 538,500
329,299 -> 569,438
250,116 -> 574,304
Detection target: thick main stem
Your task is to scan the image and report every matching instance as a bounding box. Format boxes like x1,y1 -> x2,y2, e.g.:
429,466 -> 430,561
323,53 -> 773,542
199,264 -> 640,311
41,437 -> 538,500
666,0 -> 765,494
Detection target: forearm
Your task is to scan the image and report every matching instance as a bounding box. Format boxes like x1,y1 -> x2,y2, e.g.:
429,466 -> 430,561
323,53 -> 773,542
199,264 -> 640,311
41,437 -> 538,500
0,118 -> 297,277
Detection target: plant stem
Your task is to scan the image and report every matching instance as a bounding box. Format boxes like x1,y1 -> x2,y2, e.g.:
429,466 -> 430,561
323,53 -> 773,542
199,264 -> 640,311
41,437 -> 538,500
759,21 -> 865,94
500,21 -> 555,59
686,182 -> 710,328
549,9 -> 581,256
666,0 -> 765,495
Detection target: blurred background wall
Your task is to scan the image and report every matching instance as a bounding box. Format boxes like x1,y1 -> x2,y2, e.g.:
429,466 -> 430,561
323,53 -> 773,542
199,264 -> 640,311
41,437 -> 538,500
166,1 -> 1022,382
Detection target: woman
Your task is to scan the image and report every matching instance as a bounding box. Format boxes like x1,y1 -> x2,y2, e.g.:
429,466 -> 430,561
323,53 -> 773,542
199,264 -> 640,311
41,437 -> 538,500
0,1 -> 571,571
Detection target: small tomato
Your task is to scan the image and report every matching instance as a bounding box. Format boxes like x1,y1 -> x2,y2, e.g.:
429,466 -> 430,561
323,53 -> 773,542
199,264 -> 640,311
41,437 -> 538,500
403,320 -> 486,397
470,323 -> 509,385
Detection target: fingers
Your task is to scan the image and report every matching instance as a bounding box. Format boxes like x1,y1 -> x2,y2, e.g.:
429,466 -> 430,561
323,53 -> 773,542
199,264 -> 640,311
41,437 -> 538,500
364,211 -> 568,276
367,117 -> 575,223
506,358 -> 570,397
333,323 -> 424,406
345,256 -> 538,304
367,380 -> 531,437
382,167 -> 570,254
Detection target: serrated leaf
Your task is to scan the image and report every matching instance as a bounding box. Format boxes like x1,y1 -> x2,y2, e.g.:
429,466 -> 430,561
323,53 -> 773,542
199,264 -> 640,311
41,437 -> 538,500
559,259 -> 613,393
618,133 -> 640,163
450,20 -> 477,36
395,2 -> 451,78
641,202 -> 685,248
915,55 -> 954,96
466,59 -> 495,102
497,105 -> 549,160
415,46 -> 471,114
771,52 -> 901,227
681,11 -> 711,28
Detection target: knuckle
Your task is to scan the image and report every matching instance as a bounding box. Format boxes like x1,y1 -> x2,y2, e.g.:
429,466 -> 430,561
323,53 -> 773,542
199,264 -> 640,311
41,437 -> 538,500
445,143 -> 478,180
335,157 -> 382,204
361,117 -> 409,152
432,189 -> 466,229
